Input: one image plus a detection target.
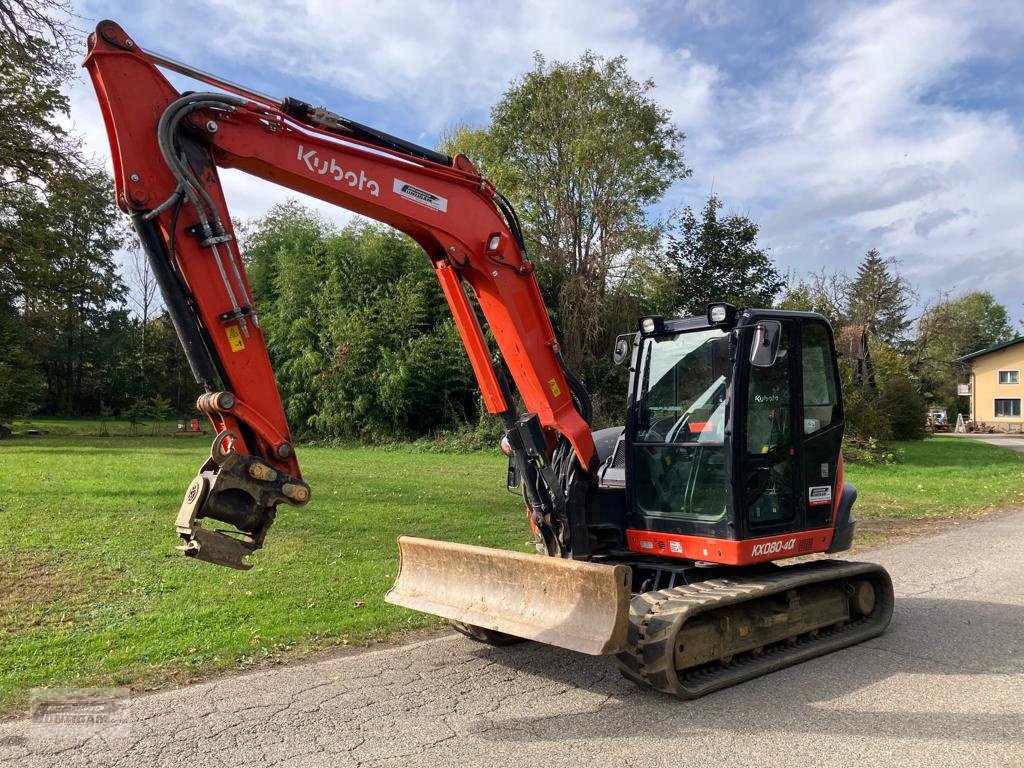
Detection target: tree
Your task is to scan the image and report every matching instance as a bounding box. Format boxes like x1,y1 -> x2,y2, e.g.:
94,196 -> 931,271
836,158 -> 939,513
916,291 -> 1013,364
242,205 -> 480,440
914,291 -> 1014,413
141,313 -> 204,415
444,52 -> 689,375
879,375 -> 927,441
777,269 -> 849,329
0,1 -> 135,419
124,396 -> 149,436
0,290 -> 41,426
846,249 -> 913,344
0,1 -> 77,192
149,393 -> 172,428
0,1 -> 75,54
127,243 -> 160,398
664,194 -> 784,315
8,168 -> 128,415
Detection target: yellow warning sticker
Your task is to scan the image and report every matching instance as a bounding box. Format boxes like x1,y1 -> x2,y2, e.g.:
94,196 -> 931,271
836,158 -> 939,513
225,325 -> 245,352
548,378 -> 562,398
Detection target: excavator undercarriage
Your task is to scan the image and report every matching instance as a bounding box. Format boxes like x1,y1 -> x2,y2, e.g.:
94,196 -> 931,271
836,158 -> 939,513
616,559 -> 893,698
388,538 -> 893,697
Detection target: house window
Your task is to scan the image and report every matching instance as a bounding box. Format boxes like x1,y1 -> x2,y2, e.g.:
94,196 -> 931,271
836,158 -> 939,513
998,370 -> 1019,385
994,398 -> 1021,417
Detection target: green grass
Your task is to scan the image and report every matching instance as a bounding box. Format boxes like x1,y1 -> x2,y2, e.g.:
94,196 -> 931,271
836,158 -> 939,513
11,416 -> 187,437
0,435 -> 526,714
1,432 -> 1021,715
846,436 -> 1024,519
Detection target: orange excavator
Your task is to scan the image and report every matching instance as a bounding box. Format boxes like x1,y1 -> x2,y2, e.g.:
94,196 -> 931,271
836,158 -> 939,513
85,21 -> 893,698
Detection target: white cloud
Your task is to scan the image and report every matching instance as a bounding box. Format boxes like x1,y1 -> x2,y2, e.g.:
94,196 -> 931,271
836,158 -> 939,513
71,0 -> 718,216
680,0 -> 736,28
71,0 -> 1024,322
694,0 -> 1024,319
65,76 -> 356,228
79,0 -> 720,132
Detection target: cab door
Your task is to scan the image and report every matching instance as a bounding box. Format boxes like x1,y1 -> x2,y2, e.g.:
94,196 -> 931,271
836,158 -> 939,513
797,320 -> 844,529
737,319 -> 802,537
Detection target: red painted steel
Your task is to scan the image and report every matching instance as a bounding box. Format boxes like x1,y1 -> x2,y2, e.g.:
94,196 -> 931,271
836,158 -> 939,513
84,20 -> 596,477
625,527 -> 836,566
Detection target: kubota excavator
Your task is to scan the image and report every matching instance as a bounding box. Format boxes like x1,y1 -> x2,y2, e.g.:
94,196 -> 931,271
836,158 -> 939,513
85,21 -> 893,698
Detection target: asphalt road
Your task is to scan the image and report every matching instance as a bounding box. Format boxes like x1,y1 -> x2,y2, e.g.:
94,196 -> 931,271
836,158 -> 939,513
3,511 -> 1022,768
954,432 -> 1024,453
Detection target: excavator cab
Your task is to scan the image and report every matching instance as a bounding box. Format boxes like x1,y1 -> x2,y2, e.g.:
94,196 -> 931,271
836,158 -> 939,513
617,305 -> 850,562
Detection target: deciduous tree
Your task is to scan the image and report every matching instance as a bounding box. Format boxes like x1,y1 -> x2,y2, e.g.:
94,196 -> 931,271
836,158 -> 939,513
914,291 -> 1014,414
444,52 -> 689,376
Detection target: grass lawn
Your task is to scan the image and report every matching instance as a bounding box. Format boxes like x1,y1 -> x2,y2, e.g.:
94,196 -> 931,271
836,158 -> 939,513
846,436 -> 1024,519
0,433 -> 526,715
1,431 -> 1021,714
11,416 -> 187,437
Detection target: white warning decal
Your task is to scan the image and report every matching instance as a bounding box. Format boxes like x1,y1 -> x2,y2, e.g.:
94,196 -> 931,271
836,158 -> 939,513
393,179 -> 448,212
808,485 -> 833,506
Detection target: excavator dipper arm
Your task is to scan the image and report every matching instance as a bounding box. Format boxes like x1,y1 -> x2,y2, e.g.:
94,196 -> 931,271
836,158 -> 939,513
83,21 -> 596,572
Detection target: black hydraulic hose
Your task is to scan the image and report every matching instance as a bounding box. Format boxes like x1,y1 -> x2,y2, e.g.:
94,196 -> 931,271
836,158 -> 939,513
494,190 -> 527,255
279,96 -> 453,167
554,348 -> 593,426
131,213 -> 217,388
155,93 -> 246,238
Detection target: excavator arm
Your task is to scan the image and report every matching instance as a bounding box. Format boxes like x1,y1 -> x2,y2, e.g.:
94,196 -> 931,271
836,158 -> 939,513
83,20 -> 597,571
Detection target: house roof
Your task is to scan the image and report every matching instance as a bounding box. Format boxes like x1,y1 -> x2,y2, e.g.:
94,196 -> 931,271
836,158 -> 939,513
954,335 -> 1024,363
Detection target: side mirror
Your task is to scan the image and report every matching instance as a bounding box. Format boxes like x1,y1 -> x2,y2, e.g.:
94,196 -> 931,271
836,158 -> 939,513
750,320 -> 782,367
612,334 -> 633,366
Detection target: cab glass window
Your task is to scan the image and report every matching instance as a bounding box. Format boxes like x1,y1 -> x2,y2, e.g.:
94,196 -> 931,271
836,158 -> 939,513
744,323 -> 796,527
802,323 -> 839,434
632,329 -> 731,521
746,325 -> 792,455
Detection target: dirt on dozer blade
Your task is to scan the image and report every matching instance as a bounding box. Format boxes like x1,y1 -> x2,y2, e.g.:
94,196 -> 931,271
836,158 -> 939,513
385,536 -> 632,655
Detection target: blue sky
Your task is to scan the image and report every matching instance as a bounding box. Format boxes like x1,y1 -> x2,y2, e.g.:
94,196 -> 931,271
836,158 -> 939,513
69,0 -> 1024,324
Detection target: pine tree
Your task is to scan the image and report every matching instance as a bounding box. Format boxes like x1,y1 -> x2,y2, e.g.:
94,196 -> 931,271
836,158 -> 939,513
845,249 -> 912,343
665,195 -> 785,316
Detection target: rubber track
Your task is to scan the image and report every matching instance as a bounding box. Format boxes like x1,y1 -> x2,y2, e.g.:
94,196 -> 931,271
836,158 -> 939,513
616,559 -> 894,699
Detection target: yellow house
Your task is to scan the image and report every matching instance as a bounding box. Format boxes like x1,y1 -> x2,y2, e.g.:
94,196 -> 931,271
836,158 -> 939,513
956,336 -> 1024,431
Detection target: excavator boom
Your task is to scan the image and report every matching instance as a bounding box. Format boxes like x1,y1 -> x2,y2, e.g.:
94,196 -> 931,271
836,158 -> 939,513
84,20 -> 628,648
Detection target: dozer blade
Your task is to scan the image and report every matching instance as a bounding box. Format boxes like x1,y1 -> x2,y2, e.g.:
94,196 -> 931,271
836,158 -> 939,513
385,536 -> 632,655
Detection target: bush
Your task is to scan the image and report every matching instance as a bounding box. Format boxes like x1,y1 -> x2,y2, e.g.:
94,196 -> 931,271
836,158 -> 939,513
844,387 -> 892,444
843,435 -> 899,465
879,375 -> 927,441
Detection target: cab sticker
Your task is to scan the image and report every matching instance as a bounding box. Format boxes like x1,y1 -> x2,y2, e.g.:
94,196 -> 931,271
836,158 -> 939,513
808,485 -> 832,506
